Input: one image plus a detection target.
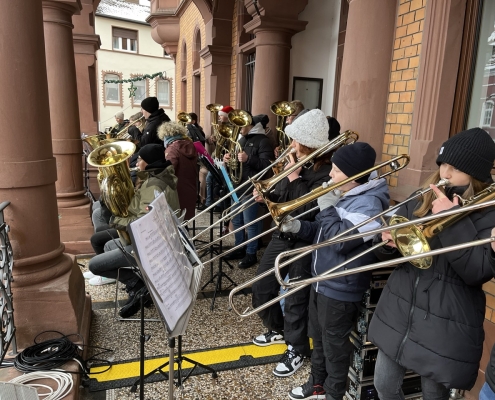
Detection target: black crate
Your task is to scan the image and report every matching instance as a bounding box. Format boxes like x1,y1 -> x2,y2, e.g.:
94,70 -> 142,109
353,307 -> 375,345
361,269 -> 393,308
346,370 -> 421,400
349,335 -> 378,381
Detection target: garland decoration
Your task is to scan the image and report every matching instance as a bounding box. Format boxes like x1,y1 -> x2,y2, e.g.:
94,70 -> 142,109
104,71 -> 167,98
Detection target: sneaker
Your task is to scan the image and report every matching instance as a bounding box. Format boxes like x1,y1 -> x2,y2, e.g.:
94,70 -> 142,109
288,375 -> 326,400
88,276 -> 116,286
273,346 -> 304,377
253,331 -> 285,347
238,253 -> 257,269
83,271 -> 95,279
119,287 -> 152,318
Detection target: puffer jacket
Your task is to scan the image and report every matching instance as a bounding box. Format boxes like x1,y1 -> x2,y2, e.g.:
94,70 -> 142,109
140,109 -> 170,146
368,195 -> 495,389
113,165 -> 180,228
297,179 -> 390,302
268,160 -> 332,242
237,124 -> 274,185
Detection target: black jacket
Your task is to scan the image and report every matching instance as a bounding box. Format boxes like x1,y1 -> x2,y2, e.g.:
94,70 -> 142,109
237,129 -> 273,185
140,109 -> 170,146
268,161 -> 332,241
368,195 -> 495,389
128,125 -> 142,143
187,124 -> 206,146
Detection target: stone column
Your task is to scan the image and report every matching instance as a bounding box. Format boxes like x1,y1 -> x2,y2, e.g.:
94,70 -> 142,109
0,0 -> 90,350
43,0 -> 94,254
244,0 -> 308,140
336,0 -> 397,155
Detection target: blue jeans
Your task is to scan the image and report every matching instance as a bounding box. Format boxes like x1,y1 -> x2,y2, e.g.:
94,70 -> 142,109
374,350 -> 450,400
205,172 -> 214,207
232,196 -> 261,255
481,383 -> 495,400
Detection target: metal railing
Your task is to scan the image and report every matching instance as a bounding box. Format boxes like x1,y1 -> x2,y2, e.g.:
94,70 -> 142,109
0,201 -> 16,364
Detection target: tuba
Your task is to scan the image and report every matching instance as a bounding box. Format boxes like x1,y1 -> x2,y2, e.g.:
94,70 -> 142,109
82,133 -> 117,151
177,111 -> 192,127
270,101 -> 296,174
226,109 -> 252,185
87,141 -> 136,245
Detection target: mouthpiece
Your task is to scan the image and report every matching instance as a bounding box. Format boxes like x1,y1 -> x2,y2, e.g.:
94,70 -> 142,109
437,178 -> 450,187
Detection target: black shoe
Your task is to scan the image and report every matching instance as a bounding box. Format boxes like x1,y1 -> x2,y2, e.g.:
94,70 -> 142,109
289,374 -> 325,399
222,248 -> 246,260
239,253 -> 257,269
197,203 -> 206,211
119,287 -> 152,318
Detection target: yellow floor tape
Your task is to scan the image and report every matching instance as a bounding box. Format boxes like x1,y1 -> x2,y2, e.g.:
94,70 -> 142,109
90,343 -> 288,382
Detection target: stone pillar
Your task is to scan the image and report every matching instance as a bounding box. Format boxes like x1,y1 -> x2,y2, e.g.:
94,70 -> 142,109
336,0 -> 397,156
244,0 -> 308,139
43,0 -> 94,254
0,0 -> 90,350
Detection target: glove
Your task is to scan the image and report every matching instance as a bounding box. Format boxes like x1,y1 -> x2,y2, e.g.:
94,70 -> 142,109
318,180 -> 341,211
280,218 -> 301,233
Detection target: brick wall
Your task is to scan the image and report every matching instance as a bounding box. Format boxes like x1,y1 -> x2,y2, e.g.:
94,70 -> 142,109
177,2 -> 206,126
230,0 -> 238,108
382,0 -> 426,187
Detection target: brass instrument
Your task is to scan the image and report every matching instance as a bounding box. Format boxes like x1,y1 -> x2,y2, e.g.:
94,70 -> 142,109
225,109 -> 252,185
206,103 -> 223,143
271,100 -> 296,173
87,141 -> 136,245
214,123 -> 235,159
114,116 -> 145,141
82,133 -> 117,151
177,111 -> 192,127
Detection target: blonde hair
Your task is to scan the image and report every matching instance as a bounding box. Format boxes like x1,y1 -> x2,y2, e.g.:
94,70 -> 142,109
157,121 -> 188,140
413,170 -> 490,217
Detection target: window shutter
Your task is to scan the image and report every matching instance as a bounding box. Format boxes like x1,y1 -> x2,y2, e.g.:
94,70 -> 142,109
112,28 -> 137,40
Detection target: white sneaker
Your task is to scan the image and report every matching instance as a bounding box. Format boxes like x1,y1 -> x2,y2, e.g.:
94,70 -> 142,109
253,331 -> 285,347
88,276 -> 116,286
83,271 -> 95,279
273,346 -> 304,377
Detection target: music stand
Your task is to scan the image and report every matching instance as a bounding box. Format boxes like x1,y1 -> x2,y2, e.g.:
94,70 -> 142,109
127,194 -> 217,400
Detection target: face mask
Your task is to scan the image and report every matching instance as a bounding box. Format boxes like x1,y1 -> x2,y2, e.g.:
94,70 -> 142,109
444,184 -> 469,200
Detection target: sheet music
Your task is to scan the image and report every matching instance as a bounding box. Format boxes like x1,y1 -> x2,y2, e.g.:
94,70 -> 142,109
130,193 -> 193,331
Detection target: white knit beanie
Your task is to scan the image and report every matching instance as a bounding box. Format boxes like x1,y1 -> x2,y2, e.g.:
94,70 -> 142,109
285,109 -> 329,149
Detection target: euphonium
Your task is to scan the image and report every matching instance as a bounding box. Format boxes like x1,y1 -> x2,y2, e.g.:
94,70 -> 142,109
87,141 -> 136,245
215,123 -> 234,159
206,103 -> 223,144
177,111 -> 192,127
271,101 -> 295,147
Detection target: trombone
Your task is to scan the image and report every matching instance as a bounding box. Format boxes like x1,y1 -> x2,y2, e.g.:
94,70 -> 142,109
201,154 -> 410,266
229,183 -> 495,318
188,130 -> 358,239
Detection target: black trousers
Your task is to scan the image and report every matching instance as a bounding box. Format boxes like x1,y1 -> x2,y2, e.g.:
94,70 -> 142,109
90,229 -> 119,255
308,289 -> 360,400
251,235 -> 312,357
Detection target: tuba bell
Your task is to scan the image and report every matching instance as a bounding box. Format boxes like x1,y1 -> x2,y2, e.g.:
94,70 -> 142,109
87,141 -> 136,245
226,109 -> 252,185
177,111 -> 192,127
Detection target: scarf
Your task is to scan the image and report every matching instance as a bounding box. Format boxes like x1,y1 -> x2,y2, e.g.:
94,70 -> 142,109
163,134 -> 185,149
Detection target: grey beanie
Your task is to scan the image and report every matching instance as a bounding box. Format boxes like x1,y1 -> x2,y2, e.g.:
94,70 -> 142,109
285,109 -> 330,149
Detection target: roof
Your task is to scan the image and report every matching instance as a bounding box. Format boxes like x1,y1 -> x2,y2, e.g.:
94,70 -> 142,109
96,0 -> 150,24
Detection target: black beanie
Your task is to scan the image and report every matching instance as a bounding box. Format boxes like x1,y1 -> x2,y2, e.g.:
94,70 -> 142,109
252,114 -> 269,129
327,116 -> 341,141
332,143 -> 376,184
436,127 -> 495,183
141,97 -> 159,113
139,144 -> 169,170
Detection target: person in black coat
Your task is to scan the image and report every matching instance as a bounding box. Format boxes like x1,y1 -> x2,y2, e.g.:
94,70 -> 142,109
222,113 -> 274,268
368,128 -> 495,399
140,96 -> 170,146
251,109 -> 333,378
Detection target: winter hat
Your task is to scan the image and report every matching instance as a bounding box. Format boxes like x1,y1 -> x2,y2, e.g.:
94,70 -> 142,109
115,111 -> 124,120
285,109 -> 330,149
291,108 -> 310,123
139,144 -> 165,164
327,116 -> 341,141
218,106 -> 234,118
141,97 -> 159,113
332,142 -> 376,184
436,127 -> 495,183
252,114 -> 269,129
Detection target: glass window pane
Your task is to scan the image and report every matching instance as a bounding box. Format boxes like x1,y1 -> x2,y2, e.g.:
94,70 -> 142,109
467,3 -> 495,140
134,79 -> 146,102
112,37 -> 119,50
122,39 -> 128,51
105,74 -> 119,102
130,39 -> 137,52
157,80 -> 169,105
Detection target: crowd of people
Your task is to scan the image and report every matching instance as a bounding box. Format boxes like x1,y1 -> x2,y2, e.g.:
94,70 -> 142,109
86,96 -> 495,400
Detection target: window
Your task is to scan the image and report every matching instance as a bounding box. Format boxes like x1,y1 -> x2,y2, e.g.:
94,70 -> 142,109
112,27 -> 138,53
157,79 -> 171,106
103,72 -> 121,105
482,100 -> 494,126
245,52 -> 256,112
130,75 -> 148,107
